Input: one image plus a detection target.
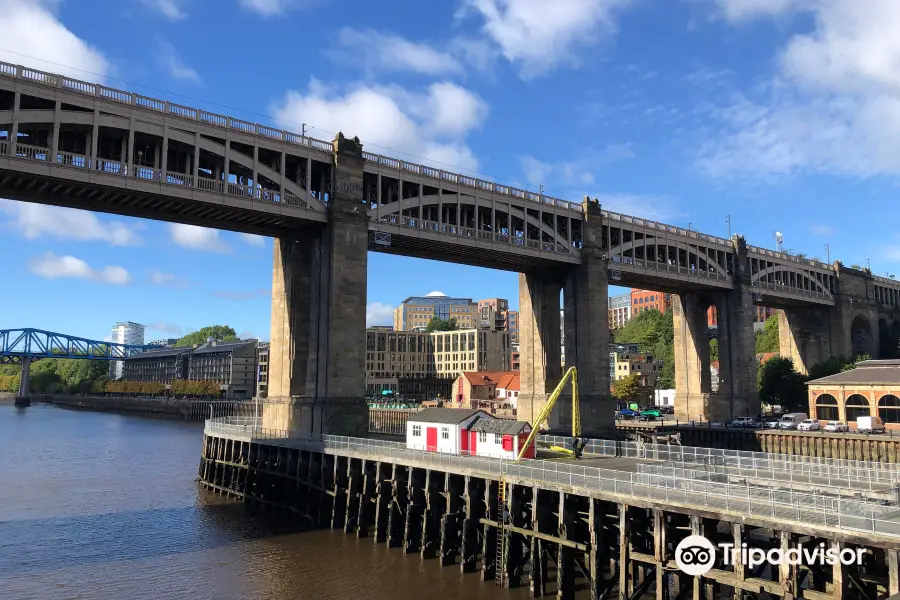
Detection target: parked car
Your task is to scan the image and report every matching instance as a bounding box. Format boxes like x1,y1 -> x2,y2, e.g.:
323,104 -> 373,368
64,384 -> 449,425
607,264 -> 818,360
730,417 -> 759,428
619,409 -> 639,419
857,416 -> 886,434
641,409 -> 662,418
778,413 -> 808,430
764,419 -> 780,429
823,421 -> 848,432
797,419 -> 820,431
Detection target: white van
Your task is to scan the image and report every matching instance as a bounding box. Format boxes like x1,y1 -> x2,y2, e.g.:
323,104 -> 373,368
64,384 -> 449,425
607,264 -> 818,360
856,416 -> 886,434
778,413 -> 808,430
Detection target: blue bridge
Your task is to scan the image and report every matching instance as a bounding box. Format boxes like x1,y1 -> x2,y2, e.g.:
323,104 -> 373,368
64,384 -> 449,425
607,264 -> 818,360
1,328 -> 159,404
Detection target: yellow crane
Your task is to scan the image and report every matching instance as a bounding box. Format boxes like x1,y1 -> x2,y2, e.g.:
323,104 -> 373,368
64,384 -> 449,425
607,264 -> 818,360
515,366 -> 582,461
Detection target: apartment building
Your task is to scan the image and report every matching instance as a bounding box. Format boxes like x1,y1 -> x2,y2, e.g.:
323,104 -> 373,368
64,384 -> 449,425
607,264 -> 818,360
608,292 -> 632,330
365,327 -> 511,397
393,292 -> 478,331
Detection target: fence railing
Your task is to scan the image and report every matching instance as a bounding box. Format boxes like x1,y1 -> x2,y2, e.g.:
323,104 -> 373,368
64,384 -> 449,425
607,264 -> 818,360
205,417 -> 900,539
368,408 -> 418,436
539,435 -> 900,485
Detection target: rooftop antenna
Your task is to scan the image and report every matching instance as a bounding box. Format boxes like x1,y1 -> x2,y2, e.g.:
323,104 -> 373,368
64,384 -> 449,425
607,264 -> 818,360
774,231 -> 784,252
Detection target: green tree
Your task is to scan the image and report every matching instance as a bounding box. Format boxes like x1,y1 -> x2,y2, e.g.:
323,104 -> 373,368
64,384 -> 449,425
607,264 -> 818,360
758,357 -> 808,411
30,370 -> 64,393
611,373 -> 650,405
614,307 -> 676,388
755,316 -> 780,354
175,325 -> 238,347
425,317 -> 459,332
807,356 -> 850,380
709,338 -> 719,362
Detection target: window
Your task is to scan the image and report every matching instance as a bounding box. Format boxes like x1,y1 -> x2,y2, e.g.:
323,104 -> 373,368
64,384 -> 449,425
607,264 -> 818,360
412,425 -> 421,437
441,427 -> 449,440
479,431 -> 487,443
494,433 -> 502,444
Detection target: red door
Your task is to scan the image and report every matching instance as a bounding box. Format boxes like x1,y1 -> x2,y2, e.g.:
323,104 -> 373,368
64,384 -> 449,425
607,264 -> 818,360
426,427 -> 438,452
469,431 -> 478,455
460,429 -> 469,454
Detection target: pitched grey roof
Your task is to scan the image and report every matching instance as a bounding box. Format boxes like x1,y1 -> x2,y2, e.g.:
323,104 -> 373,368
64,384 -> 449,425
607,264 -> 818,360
470,419 -> 531,435
410,408 -> 486,424
808,364 -> 900,385
191,341 -> 255,355
126,346 -> 191,360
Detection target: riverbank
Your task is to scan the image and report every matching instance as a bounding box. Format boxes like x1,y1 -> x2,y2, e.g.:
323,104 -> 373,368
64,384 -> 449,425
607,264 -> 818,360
29,394 -> 256,421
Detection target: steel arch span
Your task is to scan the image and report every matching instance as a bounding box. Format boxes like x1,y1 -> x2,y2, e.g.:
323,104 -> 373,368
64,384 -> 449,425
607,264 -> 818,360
0,328 -> 158,360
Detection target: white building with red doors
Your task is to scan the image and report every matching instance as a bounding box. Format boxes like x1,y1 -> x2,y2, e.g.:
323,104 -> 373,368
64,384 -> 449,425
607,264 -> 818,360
469,418 -> 534,459
405,407 -> 535,459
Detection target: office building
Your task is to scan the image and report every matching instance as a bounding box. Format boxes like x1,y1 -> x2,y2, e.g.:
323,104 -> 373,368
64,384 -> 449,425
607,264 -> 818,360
630,289 -> 671,317
122,339 -> 260,398
149,338 -> 178,347
610,351 -> 664,387
256,342 -> 269,398
477,298 -> 519,343
609,292 -> 632,330
365,327 -> 511,398
109,321 -> 145,380
393,292 -> 478,331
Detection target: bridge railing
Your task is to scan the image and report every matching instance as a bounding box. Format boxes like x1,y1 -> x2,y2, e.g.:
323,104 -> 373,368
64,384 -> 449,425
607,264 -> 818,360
539,434 -> 900,485
205,417 -> 900,539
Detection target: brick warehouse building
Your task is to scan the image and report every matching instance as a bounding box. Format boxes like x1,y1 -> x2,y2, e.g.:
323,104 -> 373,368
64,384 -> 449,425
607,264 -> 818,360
807,359 -> 900,430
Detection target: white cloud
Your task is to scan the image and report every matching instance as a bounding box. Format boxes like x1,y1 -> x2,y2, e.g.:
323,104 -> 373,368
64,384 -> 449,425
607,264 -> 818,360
809,224 -> 834,236
142,0 -> 186,19
157,40 -> 200,82
271,80 -> 488,171
146,321 -> 183,335
700,0 -> 900,179
520,145 -> 636,190
0,0 -> 110,81
711,0 -> 816,22
592,193 -> 680,223
0,200 -> 142,245
459,0 -> 632,78
169,224 -> 230,253
240,233 -> 266,246
366,302 -> 394,327
29,252 -> 131,285
238,0 -> 312,16
149,269 -> 188,288
332,28 -> 463,76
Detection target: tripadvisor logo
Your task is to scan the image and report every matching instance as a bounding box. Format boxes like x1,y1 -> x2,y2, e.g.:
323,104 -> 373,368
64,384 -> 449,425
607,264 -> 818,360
675,535 -> 867,576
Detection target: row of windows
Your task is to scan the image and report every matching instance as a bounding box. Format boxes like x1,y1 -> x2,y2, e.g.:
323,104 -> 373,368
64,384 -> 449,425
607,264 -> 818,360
410,425 -> 502,444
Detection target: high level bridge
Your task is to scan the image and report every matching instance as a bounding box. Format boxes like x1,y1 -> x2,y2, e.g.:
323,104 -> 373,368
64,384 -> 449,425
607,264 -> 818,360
0,327 -> 156,403
2,62 -> 898,432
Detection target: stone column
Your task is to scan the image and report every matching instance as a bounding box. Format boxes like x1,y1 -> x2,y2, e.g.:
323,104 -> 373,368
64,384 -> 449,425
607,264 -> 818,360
563,197 -> 612,436
778,307 -> 834,374
673,292 -> 713,421
517,271 -> 562,429
263,234 -> 315,431
264,133 -> 369,436
15,355 -> 32,407
709,236 -> 760,420
304,133 -> 370,436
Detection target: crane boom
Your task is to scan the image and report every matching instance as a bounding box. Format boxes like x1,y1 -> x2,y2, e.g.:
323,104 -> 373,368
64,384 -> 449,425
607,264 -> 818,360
515,366 -> 579,461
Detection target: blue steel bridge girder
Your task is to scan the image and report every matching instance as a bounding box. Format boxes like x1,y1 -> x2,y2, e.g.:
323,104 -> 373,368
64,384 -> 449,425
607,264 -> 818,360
0,328 -> 158,361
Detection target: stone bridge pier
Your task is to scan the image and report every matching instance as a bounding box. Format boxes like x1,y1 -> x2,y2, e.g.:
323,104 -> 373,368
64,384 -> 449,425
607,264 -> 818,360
778,264 -> 882,374
263,134 -> 369,436
518,198 -> 613,437
674,237 -> 759,422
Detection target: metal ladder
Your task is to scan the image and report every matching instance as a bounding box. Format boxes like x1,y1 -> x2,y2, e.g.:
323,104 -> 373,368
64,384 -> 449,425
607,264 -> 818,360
495,476 -> 506,586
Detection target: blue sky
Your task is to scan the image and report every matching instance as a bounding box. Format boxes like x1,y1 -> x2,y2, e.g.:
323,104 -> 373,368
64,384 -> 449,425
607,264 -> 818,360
1,0 -> 899,343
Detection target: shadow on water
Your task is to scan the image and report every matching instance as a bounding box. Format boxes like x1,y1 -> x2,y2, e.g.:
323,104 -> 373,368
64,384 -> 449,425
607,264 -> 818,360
0,495 -> 308,577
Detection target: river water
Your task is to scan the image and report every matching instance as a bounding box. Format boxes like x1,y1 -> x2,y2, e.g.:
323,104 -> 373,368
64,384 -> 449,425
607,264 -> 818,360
0,402 -> 530,600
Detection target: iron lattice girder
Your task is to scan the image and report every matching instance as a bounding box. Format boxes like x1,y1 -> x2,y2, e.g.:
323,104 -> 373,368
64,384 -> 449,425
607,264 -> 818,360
0,328 -> 157,360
